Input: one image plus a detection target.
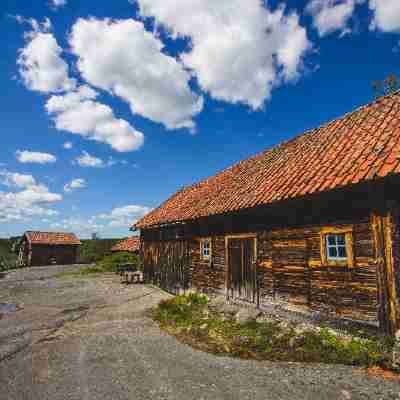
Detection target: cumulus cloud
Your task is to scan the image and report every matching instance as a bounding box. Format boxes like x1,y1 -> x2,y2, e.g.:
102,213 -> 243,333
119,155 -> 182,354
64,178 -> 86,193
98,204 -> 151,228
51,216 -> 103,236
17,20 -> 76,93
50,0 -> 67,9
46,85 -> 144,152
0,170 -> 61,222
136,0 -> 311,110
63,141 -> 73,149
17,21 -> 143,153
74,151 -> 105,168
16,150 -> 57,164
69,18 -> 203,131
369,0 -> 400,32
306,0 -> 361,36
51,204 -> 150,237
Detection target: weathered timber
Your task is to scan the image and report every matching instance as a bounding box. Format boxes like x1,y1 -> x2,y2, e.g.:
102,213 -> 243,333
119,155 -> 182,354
140,180 -> 400,334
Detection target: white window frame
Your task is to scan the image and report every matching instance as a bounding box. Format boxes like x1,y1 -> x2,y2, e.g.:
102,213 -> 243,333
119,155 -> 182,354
201,238 -> 212,260
325,233 -> 347,261
320,226 -> 354,267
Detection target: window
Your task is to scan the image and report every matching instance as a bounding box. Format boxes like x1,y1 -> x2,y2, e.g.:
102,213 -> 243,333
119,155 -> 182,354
326,234 -> 347,260
201,239 -> 211,260
320,226 -> 354,267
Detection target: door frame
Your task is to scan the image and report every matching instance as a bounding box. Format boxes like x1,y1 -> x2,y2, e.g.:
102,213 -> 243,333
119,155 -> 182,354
225,233 -> 257,296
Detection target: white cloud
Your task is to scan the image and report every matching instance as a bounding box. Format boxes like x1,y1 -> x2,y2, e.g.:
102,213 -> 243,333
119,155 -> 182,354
73,151 -> 128,168
0,170 -> 61,222
369,0 -> 400,32
0,171 -> 36,189
64,178 -> 86,193
51,216 -> 103,236
50,204 -> 150,237
17,21 -> 76,93
75,151 -> 105,168
50,0 -> 67,9
63,141 -> 73,149
69,18 -> 203,131
306,0 -> 360,37
16,150 -> 57,164
46,85 -> 144,152
98,204 -> 151,228
137,0 -> 311,110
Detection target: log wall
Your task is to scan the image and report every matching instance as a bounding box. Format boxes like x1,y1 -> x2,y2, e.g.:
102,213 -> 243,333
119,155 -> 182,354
141,180 -> 400,332
143,217 -> 380,323
29,244 -> 79,266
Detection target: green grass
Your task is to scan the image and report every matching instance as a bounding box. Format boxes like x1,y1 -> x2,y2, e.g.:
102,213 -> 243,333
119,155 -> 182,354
152,294 -> 396,370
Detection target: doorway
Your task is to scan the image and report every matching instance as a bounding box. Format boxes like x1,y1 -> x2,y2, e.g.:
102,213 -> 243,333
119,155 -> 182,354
226,235 -> 257,302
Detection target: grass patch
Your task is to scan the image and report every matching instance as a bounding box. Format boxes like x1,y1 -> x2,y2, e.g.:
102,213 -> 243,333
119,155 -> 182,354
151,294 -> 396,370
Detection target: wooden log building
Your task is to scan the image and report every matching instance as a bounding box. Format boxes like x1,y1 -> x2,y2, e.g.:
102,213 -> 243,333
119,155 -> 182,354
111,236 -> 140,254
18,231 -> 81,267
134,93 -> 400,336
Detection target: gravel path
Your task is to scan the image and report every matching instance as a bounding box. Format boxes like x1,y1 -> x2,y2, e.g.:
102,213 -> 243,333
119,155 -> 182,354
0,266 -> 399,400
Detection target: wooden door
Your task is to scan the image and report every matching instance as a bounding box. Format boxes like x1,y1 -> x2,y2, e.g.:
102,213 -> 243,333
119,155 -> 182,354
227,237 -> 256,302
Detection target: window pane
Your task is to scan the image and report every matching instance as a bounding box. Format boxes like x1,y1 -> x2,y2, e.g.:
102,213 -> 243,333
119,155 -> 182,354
328,247 -> 337,258
338,246 -> 347,258
336,234 -> 346,245
327,235 -> 336,246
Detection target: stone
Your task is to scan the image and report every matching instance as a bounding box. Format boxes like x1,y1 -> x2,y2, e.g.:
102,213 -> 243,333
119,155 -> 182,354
234,308 -> 261,324
255,315 -> 274,324
217,303 -> 240,316
391,330 -> 400,369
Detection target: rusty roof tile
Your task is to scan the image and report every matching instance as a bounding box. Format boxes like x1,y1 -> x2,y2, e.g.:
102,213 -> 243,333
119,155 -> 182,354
135,92 -> 400,230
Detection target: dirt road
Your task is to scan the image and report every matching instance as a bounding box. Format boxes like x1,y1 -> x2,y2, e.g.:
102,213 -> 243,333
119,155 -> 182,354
0,266 -> 399,400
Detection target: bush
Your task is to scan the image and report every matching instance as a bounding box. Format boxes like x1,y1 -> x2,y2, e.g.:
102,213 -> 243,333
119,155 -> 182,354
96,252 -> 140,272
0,239 -> 18,271
78,239 -> 120,263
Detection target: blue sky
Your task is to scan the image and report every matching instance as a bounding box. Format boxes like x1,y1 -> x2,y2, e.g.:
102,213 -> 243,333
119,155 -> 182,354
0,0 -> 399,238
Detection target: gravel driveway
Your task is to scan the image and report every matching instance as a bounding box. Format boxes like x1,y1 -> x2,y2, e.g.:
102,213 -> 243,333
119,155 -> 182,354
0,266 -> 399,400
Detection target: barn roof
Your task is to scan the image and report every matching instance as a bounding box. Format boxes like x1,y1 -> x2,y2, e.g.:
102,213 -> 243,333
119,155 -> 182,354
135,92 -> 400,230
25,231 -> 81,246
111,237 -> 140,253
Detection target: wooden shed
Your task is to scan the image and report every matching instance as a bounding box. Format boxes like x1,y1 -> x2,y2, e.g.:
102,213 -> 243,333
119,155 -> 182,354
18,231 -> 81,267
135,92 -> 400,336
111,237 -> 140,254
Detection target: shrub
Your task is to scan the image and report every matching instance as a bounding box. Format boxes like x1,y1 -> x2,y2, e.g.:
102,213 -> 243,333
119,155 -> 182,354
96,252 -> 140,272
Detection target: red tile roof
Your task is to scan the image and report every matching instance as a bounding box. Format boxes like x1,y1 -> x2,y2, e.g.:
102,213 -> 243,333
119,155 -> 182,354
135,92 -> 400,230
25,231 -> 81,245
111,237 -> 140,253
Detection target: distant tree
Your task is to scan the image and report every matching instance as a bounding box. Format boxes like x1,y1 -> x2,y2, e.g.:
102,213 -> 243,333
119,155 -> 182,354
91,232 -> 100,240
372,74 -> 399,98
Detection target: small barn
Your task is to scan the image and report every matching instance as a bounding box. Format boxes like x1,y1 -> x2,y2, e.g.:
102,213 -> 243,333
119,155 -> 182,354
18,231 -> 81,267
135,92 -> 400,336
111,237 -> 140,254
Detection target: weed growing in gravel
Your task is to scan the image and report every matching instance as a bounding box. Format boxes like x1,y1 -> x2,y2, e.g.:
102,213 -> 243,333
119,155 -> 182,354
152,294 -> 395,371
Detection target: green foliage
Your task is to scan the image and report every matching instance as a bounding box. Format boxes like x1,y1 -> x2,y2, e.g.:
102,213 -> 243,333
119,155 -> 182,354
78,239 -> 120,263
0,239 -> 18,271
57,251 -> 140,278
152,296 -> 394,369
96,252 -> 140,272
